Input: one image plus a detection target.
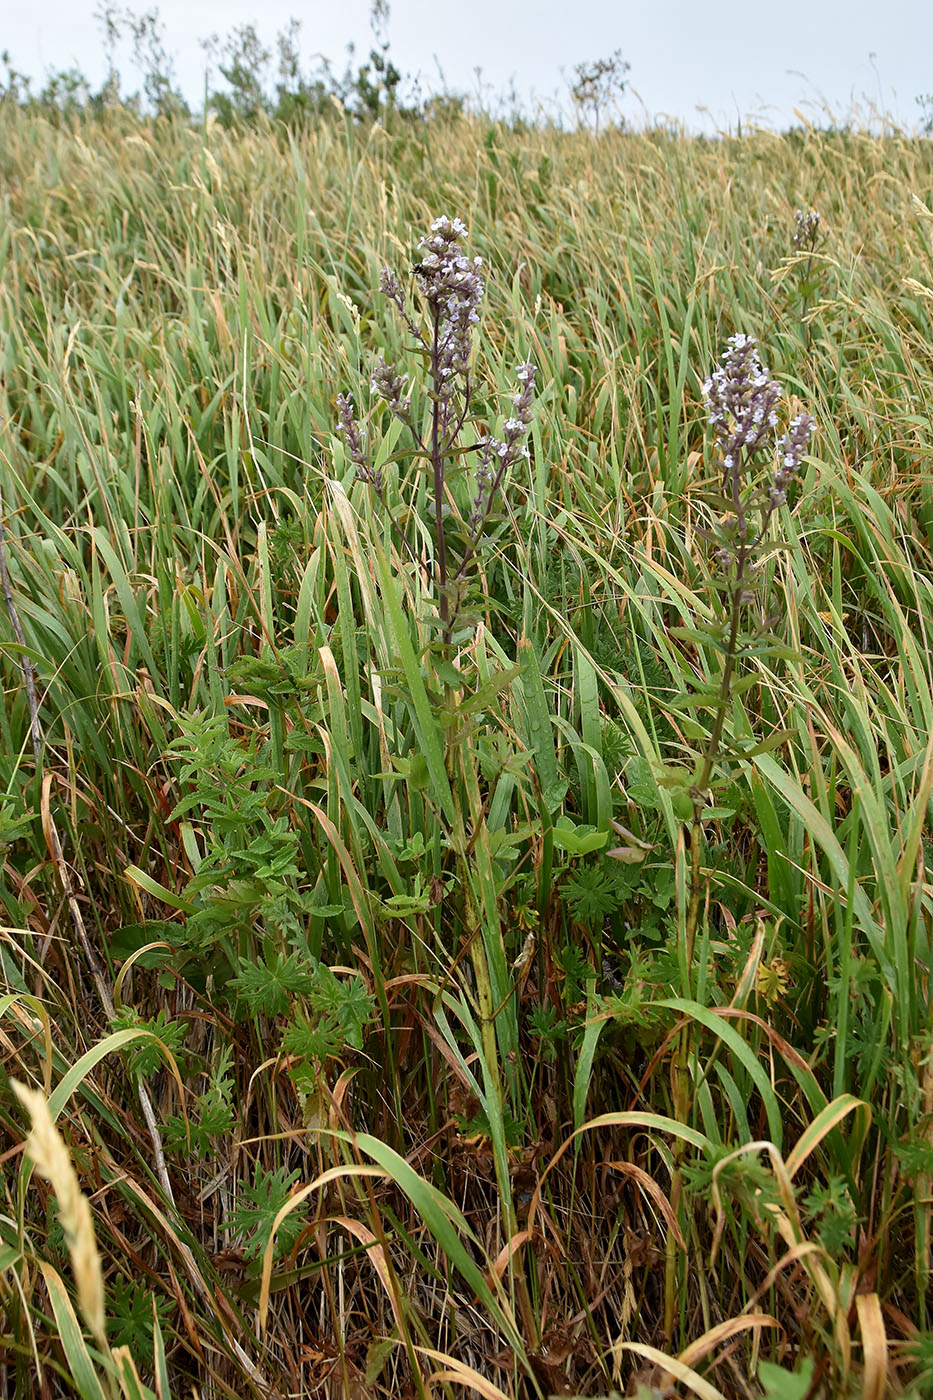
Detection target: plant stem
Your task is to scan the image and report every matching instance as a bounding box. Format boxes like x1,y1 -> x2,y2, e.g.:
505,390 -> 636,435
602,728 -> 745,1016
430,307 -> 448,627
686,539 -> 747,977
668,532 -> 749,1339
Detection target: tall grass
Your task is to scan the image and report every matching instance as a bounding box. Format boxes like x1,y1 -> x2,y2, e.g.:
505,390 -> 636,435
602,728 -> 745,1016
0,104 -> 932,1398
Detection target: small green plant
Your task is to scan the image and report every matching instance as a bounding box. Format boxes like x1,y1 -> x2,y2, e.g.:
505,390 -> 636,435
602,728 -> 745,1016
225,1164 -> 309,1262
164,1045 -> 237,1156
110,1007 -> 187,1077
164,712 -> 310,971
109,1277 -> 172,1367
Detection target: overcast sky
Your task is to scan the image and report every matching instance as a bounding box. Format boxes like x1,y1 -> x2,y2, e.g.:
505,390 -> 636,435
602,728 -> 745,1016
5,0 -> 932,132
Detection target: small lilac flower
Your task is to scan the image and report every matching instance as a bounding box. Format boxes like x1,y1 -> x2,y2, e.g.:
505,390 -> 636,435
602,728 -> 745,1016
336,392 -> 366,466
780,413 -> 815,471
471,439 -> 495,530
379,266 -> 404,311
768,412 -> 814,507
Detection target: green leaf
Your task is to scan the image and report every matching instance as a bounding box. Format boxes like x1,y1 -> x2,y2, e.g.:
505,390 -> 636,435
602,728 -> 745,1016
109,923 -> 178,967
365,1337 -> 397,1386
46,1030 -> 162,1124
728,730 -> 793,758
551,818 -> 608,855
341,1131 -> 527,1361
123,866 -> 196,914
231,949 -> 316,1017
38,1263 -> 108,1400
573,988 -> 607,1132
757,1360 -> 814,1400
753,752 -> 888,984
111,1348 -> 158,1400
659,998 -> 783,1147
516,638 -> 560,798
372,541 -> 455,826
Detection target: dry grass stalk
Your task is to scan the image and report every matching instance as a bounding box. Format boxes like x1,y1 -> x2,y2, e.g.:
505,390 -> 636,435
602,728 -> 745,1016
11,1078 -> 107,1353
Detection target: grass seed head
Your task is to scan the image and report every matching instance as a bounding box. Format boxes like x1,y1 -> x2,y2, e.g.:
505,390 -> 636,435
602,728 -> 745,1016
11,1079 -> 107,1351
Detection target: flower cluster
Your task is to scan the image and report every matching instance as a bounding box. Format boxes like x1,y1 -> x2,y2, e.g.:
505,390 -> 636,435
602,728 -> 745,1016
793,208 -> 821,250
700,330 -> 812,565
371,355 -> 411,422
471,362 -> 537,530
336,392 -> 381,492
336,215 -> 537,629
703,334 -> 815,565
413,216 -> 485,399
379,265 -> 404,312
769,413 -> 814,507
703,334 -> 782,487
368,218 -> 484,444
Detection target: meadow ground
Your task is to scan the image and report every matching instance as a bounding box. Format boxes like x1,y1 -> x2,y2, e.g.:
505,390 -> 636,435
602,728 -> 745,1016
0,106 -> 932,1399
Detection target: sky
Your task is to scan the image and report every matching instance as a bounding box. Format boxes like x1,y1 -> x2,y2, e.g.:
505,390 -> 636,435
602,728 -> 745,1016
4,0 -> 932,133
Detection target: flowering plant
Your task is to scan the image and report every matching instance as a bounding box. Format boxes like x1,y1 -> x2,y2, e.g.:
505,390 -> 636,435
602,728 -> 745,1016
793,207 -> 821,251
702,332 -> 814,560
672,334 -> 815,979
789,206 -> 824,346
337,215 -> 536,637
334,222 -> 541,1309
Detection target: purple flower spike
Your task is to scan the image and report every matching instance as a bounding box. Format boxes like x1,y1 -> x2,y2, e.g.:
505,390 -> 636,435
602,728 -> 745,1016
769,412 -> 814,506
471,362 -> 537,530
793,208 -> 821,249
703,334 -> 783,484
371,356 -> 411,422
413,216 -> 485,401
336,392 -> 382,492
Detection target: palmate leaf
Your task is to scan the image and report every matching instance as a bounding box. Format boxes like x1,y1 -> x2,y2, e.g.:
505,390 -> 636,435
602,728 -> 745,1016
225,1166 -> 308,1261
282,1014 -> 343,1062
562,865 -> 620,923
278,963 -> 376,1063
109,1277 -> 171,1367
230,948 -> 316,1017
109,1008 -> 187,1077
308,963 -> 375,1050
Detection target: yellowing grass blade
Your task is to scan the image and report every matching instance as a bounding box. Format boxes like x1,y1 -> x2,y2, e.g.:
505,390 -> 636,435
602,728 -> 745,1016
615,1341 -> 729,1400
855,1293 -> 888,1400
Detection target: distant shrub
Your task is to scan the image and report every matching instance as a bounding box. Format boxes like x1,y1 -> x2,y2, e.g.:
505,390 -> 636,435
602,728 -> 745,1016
569,49 -> 630,132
